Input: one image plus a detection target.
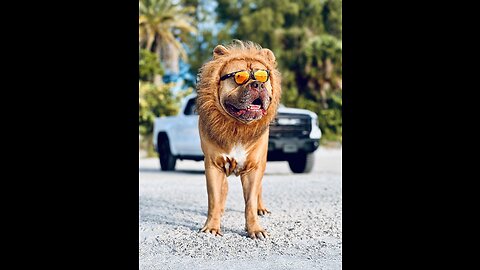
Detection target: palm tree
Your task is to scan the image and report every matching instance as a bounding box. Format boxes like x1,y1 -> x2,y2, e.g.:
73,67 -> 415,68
139,0 -> 197,84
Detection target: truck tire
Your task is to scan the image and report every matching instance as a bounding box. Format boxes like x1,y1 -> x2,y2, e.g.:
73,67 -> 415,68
158,137 -> 176,171
288,152 -> 314,173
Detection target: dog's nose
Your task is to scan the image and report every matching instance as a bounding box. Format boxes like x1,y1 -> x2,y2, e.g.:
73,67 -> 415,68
250,81 -> 264,91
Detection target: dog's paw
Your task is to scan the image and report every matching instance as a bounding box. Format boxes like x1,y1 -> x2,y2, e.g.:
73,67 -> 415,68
257,207 -> 271,216
200,225 -> 223,236
246,227 -> 269,240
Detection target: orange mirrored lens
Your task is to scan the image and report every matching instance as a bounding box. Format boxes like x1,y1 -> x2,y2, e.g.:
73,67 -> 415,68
234,71 -> 249,84
254,70 -> 268,82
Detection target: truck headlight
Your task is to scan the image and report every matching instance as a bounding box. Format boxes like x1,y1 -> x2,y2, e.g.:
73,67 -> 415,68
310,117 -> 322,139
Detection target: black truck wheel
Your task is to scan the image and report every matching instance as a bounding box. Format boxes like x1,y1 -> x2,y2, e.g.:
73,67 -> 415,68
288,152 -> 314,173
158,136 -> 176,171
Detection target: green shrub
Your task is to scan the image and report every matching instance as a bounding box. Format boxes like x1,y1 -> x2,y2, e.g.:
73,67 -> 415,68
318,92 -> 342,143
139,49 -> 163,82
139,81 -> 190,136
139,81 -> 193,156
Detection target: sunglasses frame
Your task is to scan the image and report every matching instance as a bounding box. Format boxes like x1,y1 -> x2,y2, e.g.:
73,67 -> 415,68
220,69 -> 270,85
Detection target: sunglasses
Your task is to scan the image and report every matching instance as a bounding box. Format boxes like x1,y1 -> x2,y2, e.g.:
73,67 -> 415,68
220,69 -> 270,85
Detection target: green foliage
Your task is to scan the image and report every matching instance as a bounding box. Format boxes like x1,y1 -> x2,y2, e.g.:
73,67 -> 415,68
139,81 -> 193,136
318,92 -> 342,143
140,133 -> 158,158
322,0 -> 342,39
215,0 -> 342,144
139,0 -> 197,62
139,49 -> 164,81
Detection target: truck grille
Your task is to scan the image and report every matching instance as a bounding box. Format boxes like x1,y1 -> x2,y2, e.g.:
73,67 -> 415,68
269,113 -> 311,138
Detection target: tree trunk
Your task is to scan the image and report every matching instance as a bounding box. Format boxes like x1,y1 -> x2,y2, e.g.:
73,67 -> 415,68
153,42 -> 163,86
160,43 -> 179,74
153,74 -> 163,86
146,32 -> 155,52
319,58 -> 333,109
325,58 -> 333,80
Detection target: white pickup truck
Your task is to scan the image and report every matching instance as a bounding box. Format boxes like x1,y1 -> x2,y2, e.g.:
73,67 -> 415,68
153,93 -> 322,173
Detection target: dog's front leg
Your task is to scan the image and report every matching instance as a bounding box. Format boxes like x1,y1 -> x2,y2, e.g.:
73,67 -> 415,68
241,166 -> 268,239
200,160 -> 225,236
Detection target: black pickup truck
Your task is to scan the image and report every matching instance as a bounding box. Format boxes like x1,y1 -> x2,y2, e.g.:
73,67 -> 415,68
153,94 -> 321,173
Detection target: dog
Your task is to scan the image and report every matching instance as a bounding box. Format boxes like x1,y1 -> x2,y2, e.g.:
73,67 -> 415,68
196,40 -> 281,239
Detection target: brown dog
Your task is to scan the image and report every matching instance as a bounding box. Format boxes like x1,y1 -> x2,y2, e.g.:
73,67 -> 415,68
196,40 -> 281,239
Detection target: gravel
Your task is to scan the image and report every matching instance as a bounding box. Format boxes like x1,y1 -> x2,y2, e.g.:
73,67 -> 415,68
139,147 -> 342,269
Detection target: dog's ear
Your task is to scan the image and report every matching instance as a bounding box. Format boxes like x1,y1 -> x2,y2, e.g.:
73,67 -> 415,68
213,45 -> 229,59
261,48 -> 276,66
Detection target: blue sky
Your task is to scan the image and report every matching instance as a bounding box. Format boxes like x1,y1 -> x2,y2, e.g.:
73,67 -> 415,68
167,0 -> 223,93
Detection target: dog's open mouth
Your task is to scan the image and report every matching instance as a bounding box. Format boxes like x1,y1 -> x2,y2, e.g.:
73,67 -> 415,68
225,97 -> 267,122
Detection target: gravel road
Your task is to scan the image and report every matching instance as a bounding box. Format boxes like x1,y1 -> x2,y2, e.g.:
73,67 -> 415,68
139,147 -> 342,269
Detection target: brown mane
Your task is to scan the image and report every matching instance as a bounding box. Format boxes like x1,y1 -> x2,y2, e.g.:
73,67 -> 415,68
196,40 -> 282,150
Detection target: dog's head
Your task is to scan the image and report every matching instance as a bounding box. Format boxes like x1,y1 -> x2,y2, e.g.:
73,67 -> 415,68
216,49 -> 275,123
196,40 -> 281,130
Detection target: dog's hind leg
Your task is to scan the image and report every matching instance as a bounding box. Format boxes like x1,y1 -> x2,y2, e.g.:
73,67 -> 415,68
257,183 -> 270,216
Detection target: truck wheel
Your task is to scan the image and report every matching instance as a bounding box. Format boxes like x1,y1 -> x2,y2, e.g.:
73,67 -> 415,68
288,152 -> 314,173
158,137 -> 176,171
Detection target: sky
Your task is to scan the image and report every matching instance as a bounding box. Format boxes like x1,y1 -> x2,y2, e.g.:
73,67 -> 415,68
167,0 -> 223,93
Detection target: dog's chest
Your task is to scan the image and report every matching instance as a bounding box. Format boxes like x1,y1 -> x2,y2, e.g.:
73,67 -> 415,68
221,144 -> 247,176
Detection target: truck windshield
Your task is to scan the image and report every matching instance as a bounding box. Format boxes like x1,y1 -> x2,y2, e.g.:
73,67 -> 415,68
184,98 -> 198,116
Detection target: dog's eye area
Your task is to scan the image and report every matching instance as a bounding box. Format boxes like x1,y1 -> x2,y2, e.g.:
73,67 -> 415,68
234,71 -> 249,84
252,98 -> 262,106
253,70 -> 268,82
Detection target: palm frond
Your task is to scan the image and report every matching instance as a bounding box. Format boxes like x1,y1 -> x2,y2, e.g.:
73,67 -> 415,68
139,0 -> 197,67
